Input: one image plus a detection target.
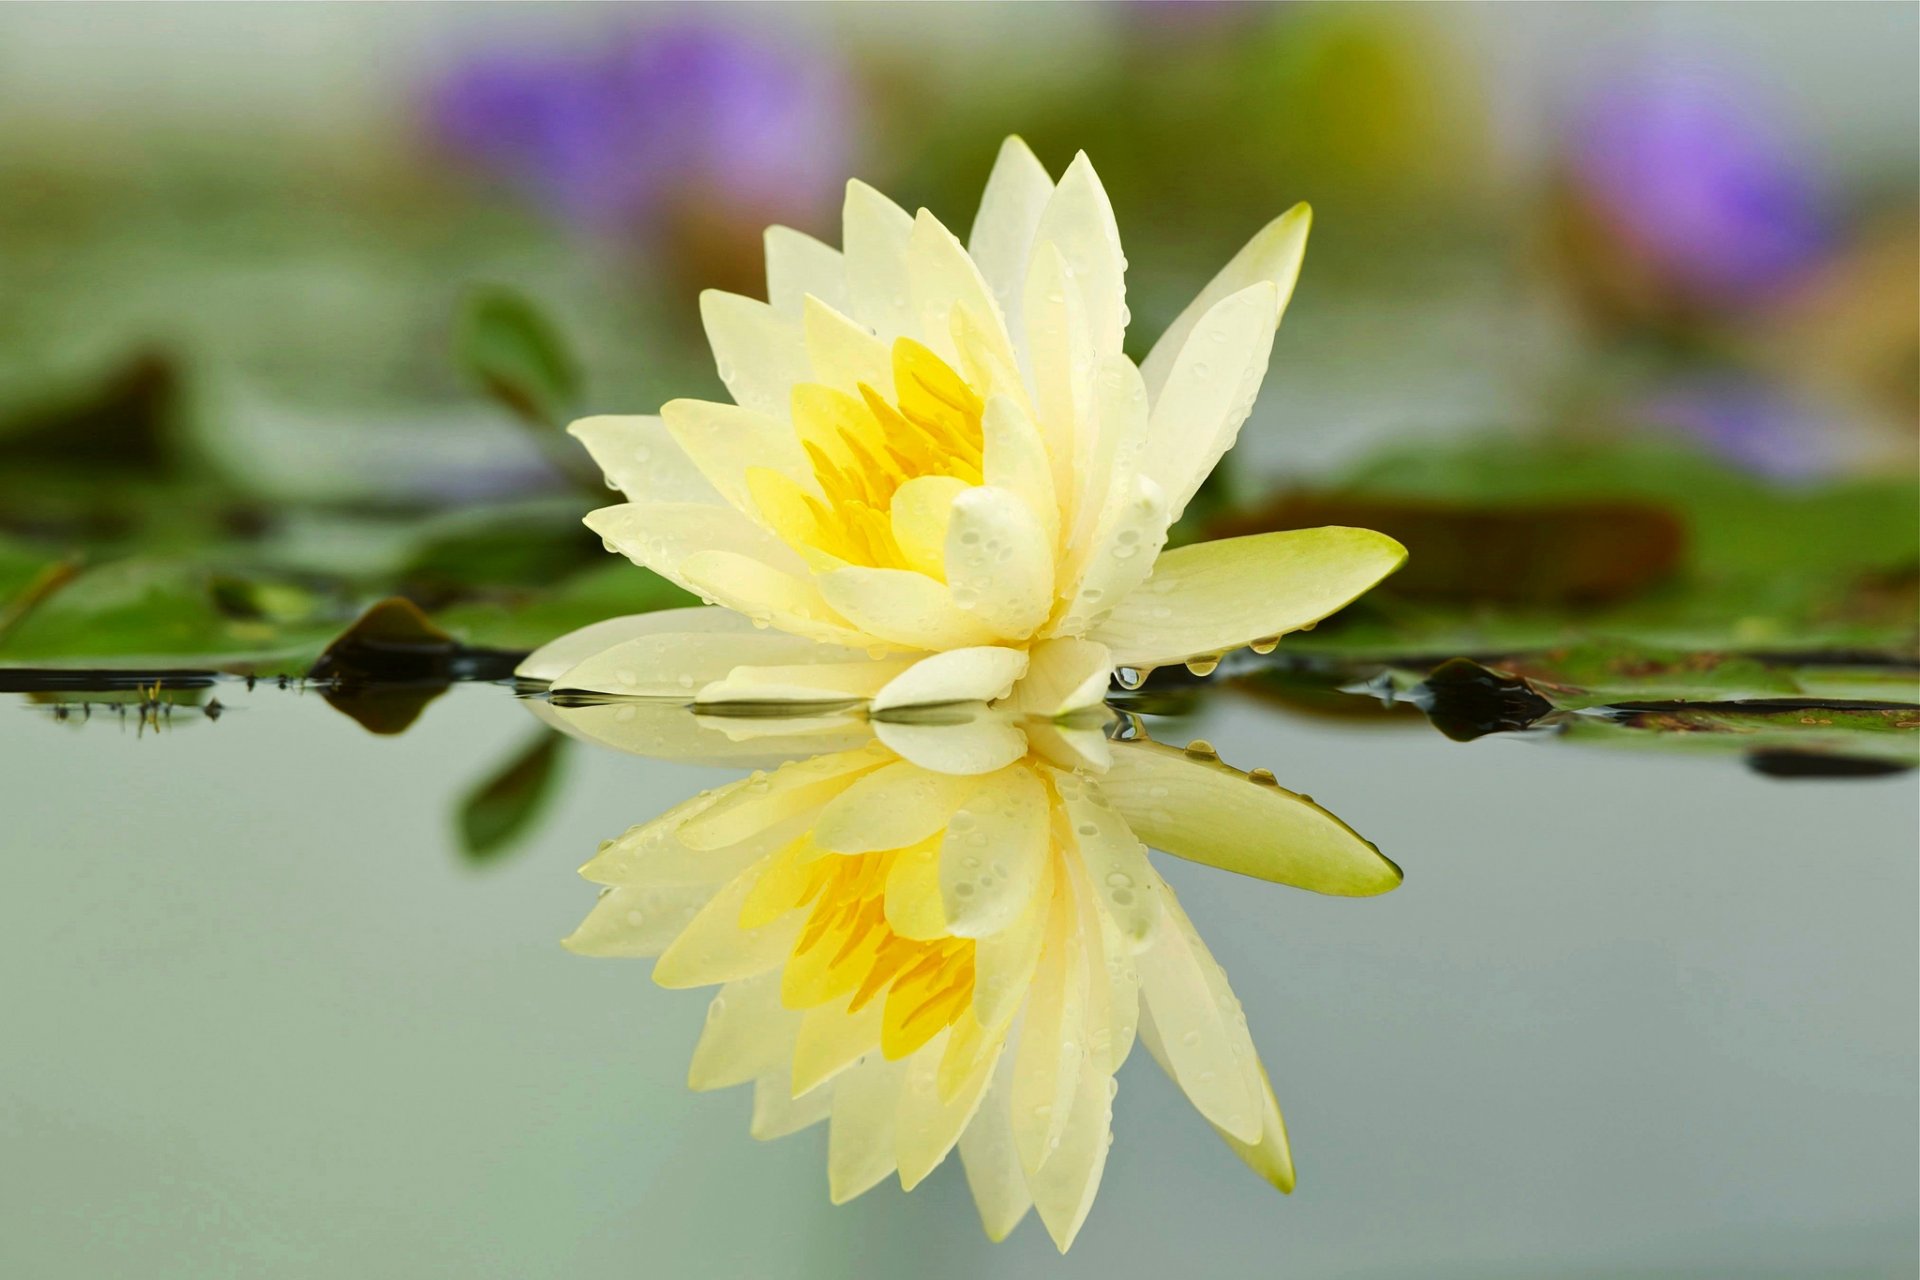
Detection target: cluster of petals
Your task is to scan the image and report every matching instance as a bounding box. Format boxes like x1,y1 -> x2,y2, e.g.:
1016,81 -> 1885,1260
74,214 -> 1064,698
554,704 -> 1401,1248
522,136 -> 1406,715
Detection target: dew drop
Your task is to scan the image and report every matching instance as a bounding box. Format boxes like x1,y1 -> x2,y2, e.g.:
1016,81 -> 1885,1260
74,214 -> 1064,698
1183,738 -> 1219,761
1247,768 -> 1278,787
1184,656 -> 1220,677
1249,636 -> 1280,655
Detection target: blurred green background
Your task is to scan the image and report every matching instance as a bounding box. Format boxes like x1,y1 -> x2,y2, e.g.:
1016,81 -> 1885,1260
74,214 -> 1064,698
1,1 -> 1913,680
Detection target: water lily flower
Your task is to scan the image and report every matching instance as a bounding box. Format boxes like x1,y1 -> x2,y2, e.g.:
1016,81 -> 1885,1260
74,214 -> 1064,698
520,137 -> 1406,713
557,703 -> 1400,1248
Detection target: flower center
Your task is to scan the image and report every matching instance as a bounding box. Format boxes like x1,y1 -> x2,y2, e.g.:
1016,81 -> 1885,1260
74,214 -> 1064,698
741,832 -> 977,1061
747,338 -> 986,577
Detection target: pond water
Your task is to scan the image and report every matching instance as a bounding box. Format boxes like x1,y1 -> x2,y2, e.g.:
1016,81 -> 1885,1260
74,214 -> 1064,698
3,680 -> 1914,1278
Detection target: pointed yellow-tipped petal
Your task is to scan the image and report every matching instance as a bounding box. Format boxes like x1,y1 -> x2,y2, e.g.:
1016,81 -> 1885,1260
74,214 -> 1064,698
938,764 -> 1050,939
583,802 -> 813,890
689,971 -> 801,1092
1216,1056 -> 1295,1194
562,883 -> 721,958
1062,353 -> 1151,589
765,224 -> 847,317
1131,886 -> 1261,1143
1140,202 -> 1311,404
813,760 -> 976,854
1011,886 -> 1087,1174
567,414 -> 723,506
888,474 -> 967,580
694,658 -> 915,708
944,485 -> 1055,642
1102,737 -> 1401,895
970,852 -> 1052,1030
1087,528 -> 1408,671
550,615 -> 865,700
958,1054 -> 1033,1241
1031,150 -> 1126,358
968,135 -> 1054,345
827,1054 -> 908,1204
700,289 -> 812,418
842,179 -> 916,343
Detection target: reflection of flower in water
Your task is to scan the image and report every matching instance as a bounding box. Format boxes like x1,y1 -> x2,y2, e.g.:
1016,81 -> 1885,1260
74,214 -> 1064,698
526,138 -> 1405,715
551,702 -> 1399,1249
1568,56 -> 1831,307
426,20 -> 850,235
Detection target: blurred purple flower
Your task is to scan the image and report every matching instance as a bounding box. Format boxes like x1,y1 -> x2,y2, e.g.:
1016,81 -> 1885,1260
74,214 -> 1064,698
1642,376 -> 1830,481
428,21 -> 852,234
1571,59 -> 1832,303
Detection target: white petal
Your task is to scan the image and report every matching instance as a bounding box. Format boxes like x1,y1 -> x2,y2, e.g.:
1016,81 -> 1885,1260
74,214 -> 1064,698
568,414 -> 723,506
1027,1055 -> 1112,1252
1059,353 -> 1153,603
817,565 -> 1001,651
584,501 -> 809,591
944,486 -> 1055,642
812,759 -> 979,854
1058,776 -> 1163,947
873,710 -> 1030,778
1031,150 -> 1126,358
957,1053 -> 1033,1241
561,883 -> 720,958
693,658 -> 916,707
972,853 -> 1053,1029
1004,637 -> 1113,716
1098,737 -> 1404,895
1012,886 -> 1087,1172
1140,203 -> 1311,404
1131,884 -> 1260,1142
1022,242 -> 1093,505
871,646 -> 1030,713
675,744 -> 891,852
529,697 -> 874,769
752,1072 -> 834,1140
1052,473 -> 1170,638
968,136 -> 1054,351
1137,282 -> 1279,523
516,606 -> 750,683
842,179 -> 916,343
981,393 -> 1060,553
828,1054 -> 908,1203
651,855 -> 806,989
939,763 -> 1050,938
765,224 -> 847,317
680,548 -> 879,649
803,294 -> 894,398
1087,527 -> 1408,669
700,290 -> 813,419
689,971 -> 801,1091
909,207 -> 1017,368
888,474 -> 967,580
659,398 -> 817,517
1214,1056 -> 1295,1193
794,998 -> 886,1097
895,1031 -> 1002,1191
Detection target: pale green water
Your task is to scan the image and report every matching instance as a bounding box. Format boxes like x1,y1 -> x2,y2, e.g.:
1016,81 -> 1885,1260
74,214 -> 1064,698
3,684 -> 1914,1278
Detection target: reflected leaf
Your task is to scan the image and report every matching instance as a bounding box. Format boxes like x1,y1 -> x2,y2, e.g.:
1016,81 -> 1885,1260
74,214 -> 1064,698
457,731 -> 567,864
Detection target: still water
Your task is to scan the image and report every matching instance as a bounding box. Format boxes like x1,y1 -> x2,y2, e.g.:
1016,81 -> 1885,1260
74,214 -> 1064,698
3,681 -> 1914,1278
